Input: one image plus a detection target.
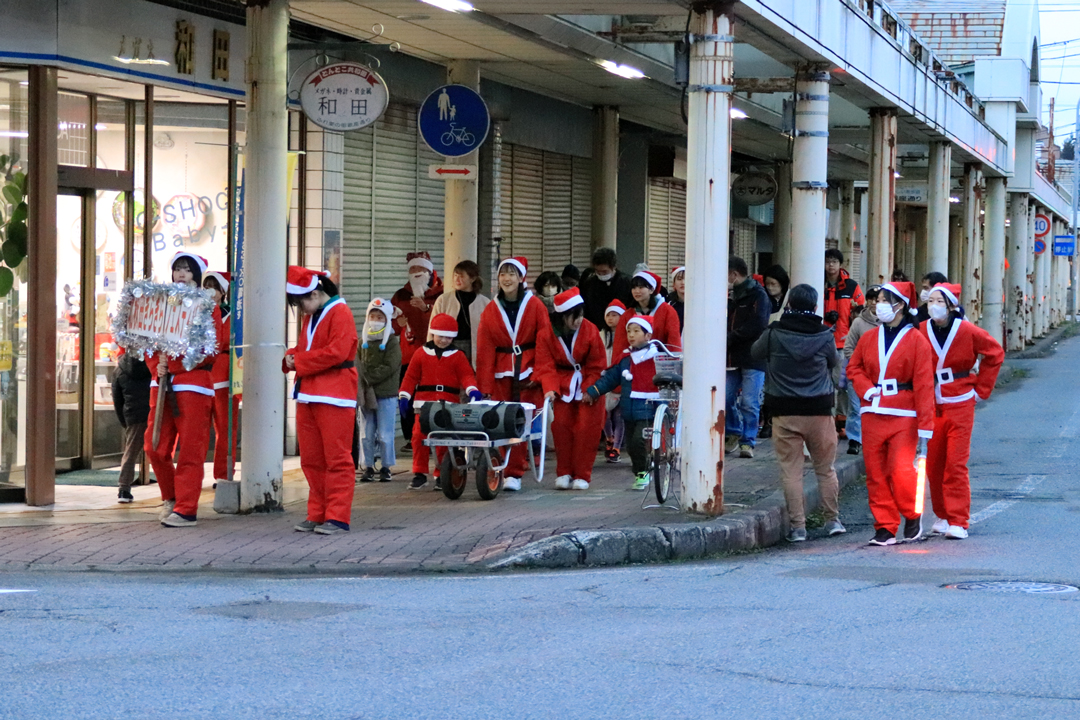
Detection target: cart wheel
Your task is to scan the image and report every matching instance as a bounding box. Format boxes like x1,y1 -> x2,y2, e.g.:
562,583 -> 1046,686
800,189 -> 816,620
474,450 -> 502,500
440,451 -> 468,500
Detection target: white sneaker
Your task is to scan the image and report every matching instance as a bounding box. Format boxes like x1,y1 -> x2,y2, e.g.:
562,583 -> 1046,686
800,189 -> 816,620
571,479 -> 589,491
159,499 -> 176,521
503,476 -> 522,492
161,512 -> 197,528
931,518 -> 949,535
945,525 -> 969,540
554,475 -> 571,490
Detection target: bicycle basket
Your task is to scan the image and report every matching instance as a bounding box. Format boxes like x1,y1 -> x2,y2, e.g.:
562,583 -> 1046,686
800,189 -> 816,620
653,355 -> 683,401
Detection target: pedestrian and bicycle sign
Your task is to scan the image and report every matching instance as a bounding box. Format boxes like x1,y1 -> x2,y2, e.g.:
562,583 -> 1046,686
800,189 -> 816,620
419,84 -> 490,158
1054,235 -> 1076,256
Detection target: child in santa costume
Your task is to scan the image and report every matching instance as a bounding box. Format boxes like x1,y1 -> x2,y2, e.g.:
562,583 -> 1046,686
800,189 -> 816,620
611,269 -> 682,359
535,288 -> 607,490
602,300 -> 626,463
584,316 -> 662,491
398,313 -> 481,490
203,270 -> 240,485
919,283 -> 1004,539
475,257 -> 551,492
283,266 -> 359,535
146,252 -> 220,528
847,281 -> 936,546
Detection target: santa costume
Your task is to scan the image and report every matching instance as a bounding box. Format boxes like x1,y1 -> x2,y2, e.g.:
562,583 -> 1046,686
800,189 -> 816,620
611,269 -> 682,359
398,313 -> 480,488
918,283 -> 1004,539
391,251 -> 444,447
205,270 -> 240,483
283,266 -> 359,533
145,252 -> 220,527
475,257 -> 551,490
846,281 -> 936,545
535,288 -> 607,489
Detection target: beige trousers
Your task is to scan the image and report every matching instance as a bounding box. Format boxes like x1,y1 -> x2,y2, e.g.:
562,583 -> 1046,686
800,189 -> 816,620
773,415 -> 840,528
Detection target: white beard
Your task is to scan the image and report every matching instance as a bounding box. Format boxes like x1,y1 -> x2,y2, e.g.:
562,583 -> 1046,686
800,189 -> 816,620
409,272 -> 430,298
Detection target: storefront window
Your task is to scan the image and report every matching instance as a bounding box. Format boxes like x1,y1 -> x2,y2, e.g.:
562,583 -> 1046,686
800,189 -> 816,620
58,92 -> 91,167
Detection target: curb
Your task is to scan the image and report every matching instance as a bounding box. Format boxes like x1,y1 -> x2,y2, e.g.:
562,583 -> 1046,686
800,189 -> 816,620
1008,321 -> 1076,360
488,452 -> 865,571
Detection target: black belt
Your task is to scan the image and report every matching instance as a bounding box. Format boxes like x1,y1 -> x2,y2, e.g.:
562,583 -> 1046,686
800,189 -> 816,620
951,370 -> 970,380
495,342 -> 536,355
337,360 -> 355,369
416,384 -> 460,394
878,382 -> 914,391
496,342 -> 536,402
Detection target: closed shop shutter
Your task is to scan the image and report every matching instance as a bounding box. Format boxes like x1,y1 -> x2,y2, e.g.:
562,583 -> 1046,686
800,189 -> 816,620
542,151 -> 573,270
342,125 -> 374,323
507,145 -> 544,282
571,156 -> 592,269
646,178 -> 687,274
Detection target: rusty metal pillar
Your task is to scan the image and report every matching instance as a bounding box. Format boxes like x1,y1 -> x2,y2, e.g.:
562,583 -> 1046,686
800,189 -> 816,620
948,214 -> 962,285
961,163 -> 983,317
980,177 -> 1007,344
866,108 -> 897,286
1026,203 -> 1036,340
839,179 -> 856,277
1006,193 -> 1029,350
773,160 -> 792,271
926,141 -> 952,277
789,68 -> 830,303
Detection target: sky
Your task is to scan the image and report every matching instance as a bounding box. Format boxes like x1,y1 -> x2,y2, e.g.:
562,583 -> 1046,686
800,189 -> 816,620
1040,2 -> 1080,142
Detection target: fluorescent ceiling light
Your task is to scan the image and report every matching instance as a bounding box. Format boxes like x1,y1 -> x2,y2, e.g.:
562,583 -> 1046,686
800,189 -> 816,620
0,131 -> 28,138
730,108 -> 748,120
95,123 -> 108,131
894,171 -> 902,178
949,196 -> 961,203
599,60 -> 646,79
419,0 -> 473,12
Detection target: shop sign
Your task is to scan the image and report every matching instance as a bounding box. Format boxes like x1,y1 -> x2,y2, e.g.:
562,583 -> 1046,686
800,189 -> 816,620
212,30 -> 230,82
1035,213 -> 1051,238
419,85 -> 490,158
1054,235 -> 1076,257
300,62 -> 389,132
896,184 -> 927,203
731,172 -> 777,206
175,20 -> 195,75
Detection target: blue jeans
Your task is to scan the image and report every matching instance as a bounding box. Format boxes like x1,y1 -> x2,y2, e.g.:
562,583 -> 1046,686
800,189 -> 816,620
361,397 -> 398,469
845,379 -> 862,444
726,368 -> 765,447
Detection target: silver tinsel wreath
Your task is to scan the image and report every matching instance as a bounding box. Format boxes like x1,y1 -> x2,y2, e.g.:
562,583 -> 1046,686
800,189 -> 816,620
111,279 -> 219,371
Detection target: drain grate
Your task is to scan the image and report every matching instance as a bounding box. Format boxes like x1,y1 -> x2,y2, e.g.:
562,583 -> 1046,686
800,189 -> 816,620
946,581 -> 1078,594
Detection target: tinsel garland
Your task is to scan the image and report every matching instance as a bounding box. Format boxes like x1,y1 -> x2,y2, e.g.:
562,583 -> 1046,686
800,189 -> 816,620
111,279 -> 219,371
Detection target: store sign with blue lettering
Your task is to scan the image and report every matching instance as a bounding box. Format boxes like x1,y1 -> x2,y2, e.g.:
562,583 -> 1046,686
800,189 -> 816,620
1054,235 -> 1075,256
418,85 -> 490,158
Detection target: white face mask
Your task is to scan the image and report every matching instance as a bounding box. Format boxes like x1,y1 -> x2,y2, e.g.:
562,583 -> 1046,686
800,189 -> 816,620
542,285 -> 557,297
928,304 -> 950,322
595,271 -> 614,282
920,289 -> 931,303
367,320 -> 386,333
875,302 -> 898,323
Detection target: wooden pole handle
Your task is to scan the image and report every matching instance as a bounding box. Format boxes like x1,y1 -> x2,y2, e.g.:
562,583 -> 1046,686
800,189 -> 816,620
151,379 -> 167,450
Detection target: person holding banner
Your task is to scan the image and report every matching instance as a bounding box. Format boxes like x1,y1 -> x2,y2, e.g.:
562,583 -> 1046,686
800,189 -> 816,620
204,270 -> 239,485
284,266 -> 360,535
146,252 -> 220,528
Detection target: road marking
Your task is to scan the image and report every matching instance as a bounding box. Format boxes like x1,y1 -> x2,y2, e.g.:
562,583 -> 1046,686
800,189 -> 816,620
0,589 -> 35,594
970,475 -> 1045,525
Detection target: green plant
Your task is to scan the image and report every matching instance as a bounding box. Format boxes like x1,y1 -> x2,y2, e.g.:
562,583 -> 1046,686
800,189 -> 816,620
0,154 -> 27,297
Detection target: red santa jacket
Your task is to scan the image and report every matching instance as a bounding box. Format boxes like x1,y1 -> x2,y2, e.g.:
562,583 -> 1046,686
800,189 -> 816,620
391,277 -> 444,366
612,298 -> 682,360
824,269 -> 865,349
148,305 -> 221,397
847,322 -> 936,438
282,298 -> 359,408
918,317 -> 1004,406
535,319 -> 606,402
211,310 -> 231,390
475,291 -> 550,395
398,344 -> 479,408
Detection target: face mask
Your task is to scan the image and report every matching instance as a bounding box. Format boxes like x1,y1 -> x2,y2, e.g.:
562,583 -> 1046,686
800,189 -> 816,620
367,320 -> 386,333
875,303 -> 897,323
928,304 -> 950,322
595,271 -> 615,282
542,285 -> 557,297
920,289 -> 931,303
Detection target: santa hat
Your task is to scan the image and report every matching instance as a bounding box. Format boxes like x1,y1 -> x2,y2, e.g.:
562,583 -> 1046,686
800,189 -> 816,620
499,257 -> 528,278
632,269 -> 661,291
406,251 -> 434,273
362,297 -> 395,350
553,287 -> 584,313
930,283 -> 963,307
880,281 -> 918,313
205,270 -> 231,293
286,265 -> 329,295
670,266 -> 685,278
605,299 -> 627,316
171,251 -> 208,275
627,316 -> 653,334
428,313 -> 459,338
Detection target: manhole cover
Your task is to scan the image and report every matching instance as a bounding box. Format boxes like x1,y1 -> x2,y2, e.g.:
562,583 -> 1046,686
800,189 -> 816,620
946,581 -> 1079,594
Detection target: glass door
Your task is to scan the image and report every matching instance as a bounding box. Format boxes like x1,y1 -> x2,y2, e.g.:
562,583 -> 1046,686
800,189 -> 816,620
55,194 -> 83,467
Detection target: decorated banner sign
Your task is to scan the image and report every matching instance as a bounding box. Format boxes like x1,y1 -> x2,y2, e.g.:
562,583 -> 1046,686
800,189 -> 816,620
111,280 -> 218,371
300,61 -> 389,132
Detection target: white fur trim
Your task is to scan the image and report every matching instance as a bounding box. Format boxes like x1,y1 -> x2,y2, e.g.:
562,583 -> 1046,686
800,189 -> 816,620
407,257 -> 434,272
500,258 -> 527,277
429,328 -> 459,338
286,277 -> 319,295
627,316 -> 653,333
670,266 -> 685,278
605,304 -> 625,316
553,294 -> 584,313
633,270 -> 658,290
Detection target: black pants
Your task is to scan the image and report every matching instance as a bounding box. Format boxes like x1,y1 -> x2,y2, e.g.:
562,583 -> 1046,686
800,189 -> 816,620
625,418 -> 650,475
399,365 -> 415,443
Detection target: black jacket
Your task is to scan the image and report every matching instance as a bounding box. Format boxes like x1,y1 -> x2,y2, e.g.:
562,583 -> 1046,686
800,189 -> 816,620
727,277 -> 771,371
580,269 -> 634,330
112,352 -> 151,428
750,312 -> 838,416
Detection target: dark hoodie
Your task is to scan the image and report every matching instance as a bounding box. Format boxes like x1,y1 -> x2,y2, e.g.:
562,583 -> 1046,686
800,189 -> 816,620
750,312 -> 839,416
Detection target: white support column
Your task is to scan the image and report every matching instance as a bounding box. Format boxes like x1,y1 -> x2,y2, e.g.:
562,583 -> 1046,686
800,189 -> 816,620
592,105 -> 619,251
681,2 -> 733,517
789,69 -> 830,303
867,108 -> 897,286
913,208 -> 928,282
948,214 -> 962,286
839,180 -> 856,272
443,60 -> 480,280
1036,228 -> 1049,335
961,163 -> 983,316
1006,193 -> 1029,351
1026,204 -> 1036,341
926,141 -> 952,276
980,177 -> 1006,344
239,0 -> 289,512
773,160 -> 792,271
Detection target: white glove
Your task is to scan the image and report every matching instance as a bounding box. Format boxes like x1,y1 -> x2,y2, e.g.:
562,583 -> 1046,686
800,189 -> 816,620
863,387 -> 881,401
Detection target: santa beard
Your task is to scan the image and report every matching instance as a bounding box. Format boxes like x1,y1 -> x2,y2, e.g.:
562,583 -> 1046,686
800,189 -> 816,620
409,271 -> 431,298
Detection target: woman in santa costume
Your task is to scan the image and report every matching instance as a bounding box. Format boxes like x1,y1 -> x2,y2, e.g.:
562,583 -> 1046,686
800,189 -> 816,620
919,283 -> 1004,539
475,257 -> 551,492
283,266 -> 359,535
203,270 -> 240,485
535,287 -> 607,490
846,281 -> 936,546
611,269 -> 681,359
398,313 -> 482,490
146,252 -> 220,528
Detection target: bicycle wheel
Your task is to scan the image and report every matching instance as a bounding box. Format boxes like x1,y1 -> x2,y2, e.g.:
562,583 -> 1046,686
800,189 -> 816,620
652,406 -> 676,504
440,451 -> 467,500
474,449 -> 502,500
440,131 -> 454,146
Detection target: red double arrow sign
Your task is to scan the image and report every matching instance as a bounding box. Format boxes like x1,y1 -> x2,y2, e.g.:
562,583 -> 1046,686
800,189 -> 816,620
436,168 -> 471,176
428,164 -> 477,180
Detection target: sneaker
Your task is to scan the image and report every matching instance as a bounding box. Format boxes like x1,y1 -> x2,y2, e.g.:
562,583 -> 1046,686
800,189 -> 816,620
824,519 -> 847,536
930,518 -> 949,535
786,528 -> 807,543
724,435 -> 740,454
945,525 -> 969,540
503,476 -> 522,492
379,467 -> 393,482
902,516 -> 923,543
555,475 -> 571,490
868,528 -> 896,546
605,448 -> 621,463
294,519 -> 319,533
409,473 -> 428,490
739,444 -> 754,459
158,499 -> 176,521
433,476 -> 442,491
118,489 -> 134,504
847,440 -> 861,455
571,479 -> 589,491
359,467 -> 376,483
758,424 -> 772,439
314,521 -> 349,535
632,471 -> 650,491
161,512 -> 197,528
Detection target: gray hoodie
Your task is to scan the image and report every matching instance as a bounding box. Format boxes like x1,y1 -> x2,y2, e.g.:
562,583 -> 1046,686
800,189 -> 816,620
750,312 -> 838,416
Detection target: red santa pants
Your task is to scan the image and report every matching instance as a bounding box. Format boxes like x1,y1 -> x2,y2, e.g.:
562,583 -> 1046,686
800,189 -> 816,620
297,402 -> 356,527
489,378 -> 544,478
144,390 -> 213,518
861,413 -> 921,534
551,399 -> 606,482
927,402 -> 975,529
411,417 -> 448,476
211,388 -> 240,481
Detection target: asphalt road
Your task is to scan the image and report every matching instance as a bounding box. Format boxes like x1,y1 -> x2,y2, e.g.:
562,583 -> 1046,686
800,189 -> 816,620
3,336 -> 1080,719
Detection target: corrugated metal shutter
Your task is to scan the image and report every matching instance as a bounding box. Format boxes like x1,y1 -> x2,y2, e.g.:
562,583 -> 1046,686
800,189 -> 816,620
646,178 -> 687,274
342,125 -> 374,327
508,145 -> 544,283
542,151 -> 573,271
373,105 -> 421,301
571,156 -> 592,269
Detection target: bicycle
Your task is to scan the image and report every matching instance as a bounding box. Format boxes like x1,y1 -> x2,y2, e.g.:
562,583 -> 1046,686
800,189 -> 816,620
645,342 -> 682,508
439,123 -> 476,148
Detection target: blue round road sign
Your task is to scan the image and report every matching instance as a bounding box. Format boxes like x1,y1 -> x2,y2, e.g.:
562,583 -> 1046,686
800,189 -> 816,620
419,85 -> 490,158
1035,239 -> 1046,255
